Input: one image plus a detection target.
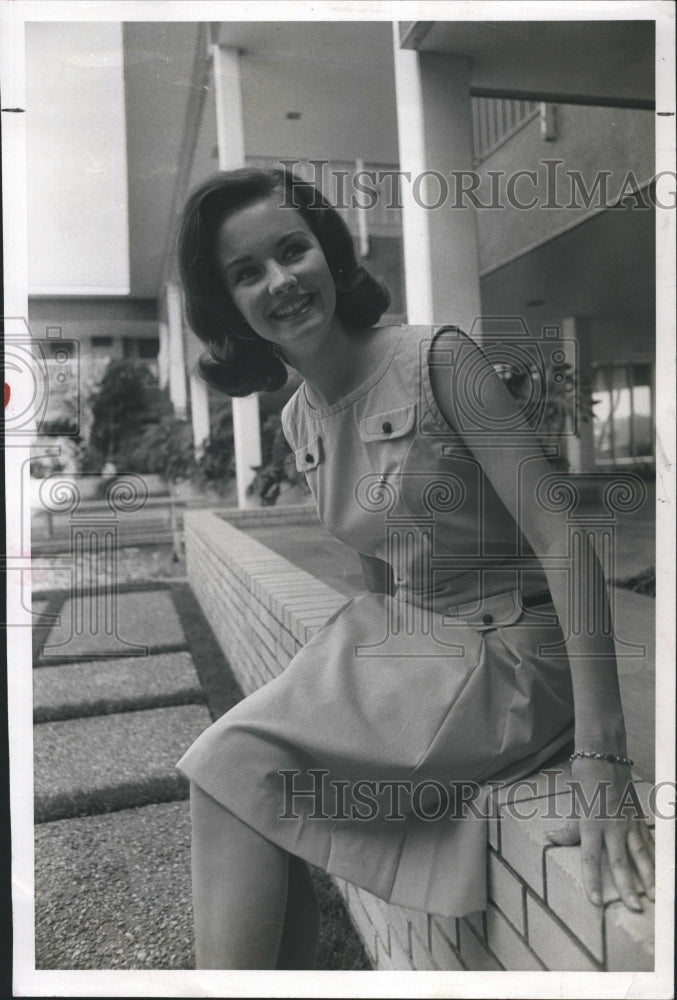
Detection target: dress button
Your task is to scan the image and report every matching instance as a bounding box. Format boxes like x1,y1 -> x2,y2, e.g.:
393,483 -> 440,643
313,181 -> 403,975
482,613 -> 494,625
381,421 -> 393,433
305,453 -> 314,463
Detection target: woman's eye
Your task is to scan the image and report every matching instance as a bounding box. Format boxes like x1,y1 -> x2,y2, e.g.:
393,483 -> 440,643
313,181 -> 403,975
234,265 -> 258,283
282,242 -> 307,260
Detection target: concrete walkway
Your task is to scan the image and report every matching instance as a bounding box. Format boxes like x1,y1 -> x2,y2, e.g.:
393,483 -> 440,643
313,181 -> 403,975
32,582 -> 224,969
32,578 -> 369,971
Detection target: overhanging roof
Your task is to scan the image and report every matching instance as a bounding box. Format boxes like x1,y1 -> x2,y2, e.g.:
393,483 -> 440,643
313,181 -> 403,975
123,21 -> 397,298
399,20 -> 654,109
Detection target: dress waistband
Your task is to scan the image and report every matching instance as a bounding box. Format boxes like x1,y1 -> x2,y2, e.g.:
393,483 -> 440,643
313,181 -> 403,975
394,586 -> 555,630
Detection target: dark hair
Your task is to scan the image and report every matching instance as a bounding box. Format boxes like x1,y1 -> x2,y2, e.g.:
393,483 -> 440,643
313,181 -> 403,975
177,167 -> 391,396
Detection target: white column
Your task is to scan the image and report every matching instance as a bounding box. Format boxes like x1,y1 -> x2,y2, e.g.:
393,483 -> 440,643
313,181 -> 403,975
392,32 -> 482,337
184,321 -> 211,451
158,321 -> 169,390
166,282 -> 188,419
212,44 -> 246,170
561,316 -> 595,473
392,36 -> 434,325
189,372 -> 211,452
232,395 -> 263,508
212,42 -> 262,507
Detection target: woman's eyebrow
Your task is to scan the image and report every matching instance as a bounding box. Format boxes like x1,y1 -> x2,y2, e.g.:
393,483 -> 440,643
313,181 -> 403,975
223,253 -> 252,271
277,230 -> 311,244
223,232 -> 310,271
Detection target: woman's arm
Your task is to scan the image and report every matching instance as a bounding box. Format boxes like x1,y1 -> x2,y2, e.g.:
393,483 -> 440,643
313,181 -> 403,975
359,553 -> 395,596
428,328 -> 654,910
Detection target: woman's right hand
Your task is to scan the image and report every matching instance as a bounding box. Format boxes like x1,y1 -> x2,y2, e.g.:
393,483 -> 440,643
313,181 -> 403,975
546,757 -> 655,912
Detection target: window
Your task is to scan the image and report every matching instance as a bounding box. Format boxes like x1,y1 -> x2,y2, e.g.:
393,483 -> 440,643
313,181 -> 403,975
592,362 -> 654,466
91,335 -> 113,350
137,338 -> 159,359
123,337 -> 159,359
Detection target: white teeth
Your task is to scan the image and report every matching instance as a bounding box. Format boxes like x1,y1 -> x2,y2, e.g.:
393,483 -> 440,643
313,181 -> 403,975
272,295 -> 311,319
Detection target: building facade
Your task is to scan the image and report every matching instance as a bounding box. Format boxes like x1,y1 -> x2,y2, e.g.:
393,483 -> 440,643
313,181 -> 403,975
25,18 -> 657,498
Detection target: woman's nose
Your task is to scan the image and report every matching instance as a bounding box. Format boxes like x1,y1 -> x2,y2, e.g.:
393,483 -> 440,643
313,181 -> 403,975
267,261 -> 297,294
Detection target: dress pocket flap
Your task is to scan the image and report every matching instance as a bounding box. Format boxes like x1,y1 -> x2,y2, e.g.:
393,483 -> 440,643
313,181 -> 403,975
445,590 -> 524,631
359,404 -> 416,441
295,436 -> 322,472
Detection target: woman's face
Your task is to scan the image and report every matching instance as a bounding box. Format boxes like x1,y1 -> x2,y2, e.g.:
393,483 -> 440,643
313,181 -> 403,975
216,193 -> 338,357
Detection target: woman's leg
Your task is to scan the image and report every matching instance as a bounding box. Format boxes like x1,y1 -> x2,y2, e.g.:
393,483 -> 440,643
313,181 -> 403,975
190,782 -> 289,969
276,856 -> 320,970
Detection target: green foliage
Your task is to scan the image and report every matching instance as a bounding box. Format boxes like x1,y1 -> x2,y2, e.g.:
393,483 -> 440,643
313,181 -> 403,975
614,565 -> 655,598
84,359 -> 160,470
37,416 -> 81,438
193,411 -> 236,496
497,359 -> 595,471
129,416 -> 196,484
309,866 -> 371,970
247,412 -> 308,505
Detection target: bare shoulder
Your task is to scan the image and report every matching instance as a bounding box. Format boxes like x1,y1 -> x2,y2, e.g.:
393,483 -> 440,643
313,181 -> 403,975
428,326 -> 530,432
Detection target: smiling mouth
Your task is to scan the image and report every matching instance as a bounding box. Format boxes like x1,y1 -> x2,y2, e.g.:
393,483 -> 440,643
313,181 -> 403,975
269,294 -> 313,320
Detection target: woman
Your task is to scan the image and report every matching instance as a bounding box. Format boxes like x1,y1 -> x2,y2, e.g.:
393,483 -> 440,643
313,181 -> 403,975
176,167 -> 654,969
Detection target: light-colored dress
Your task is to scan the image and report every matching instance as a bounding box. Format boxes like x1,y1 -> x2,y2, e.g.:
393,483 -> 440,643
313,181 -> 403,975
177,325 -> 574,917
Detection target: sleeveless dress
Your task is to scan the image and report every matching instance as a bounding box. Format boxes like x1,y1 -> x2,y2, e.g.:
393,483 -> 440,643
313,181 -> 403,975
176,325 -> 575,917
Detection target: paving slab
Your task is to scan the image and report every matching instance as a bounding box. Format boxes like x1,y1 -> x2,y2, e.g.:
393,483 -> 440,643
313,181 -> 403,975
34,704 -> 211,821
34,800 -> 194,969
33,800 -> 370,971
38,589 -> 186,661
33,651 -> 204,722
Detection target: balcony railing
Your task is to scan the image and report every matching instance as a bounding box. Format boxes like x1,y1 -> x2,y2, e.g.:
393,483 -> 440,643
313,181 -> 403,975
471,96 -> 539,163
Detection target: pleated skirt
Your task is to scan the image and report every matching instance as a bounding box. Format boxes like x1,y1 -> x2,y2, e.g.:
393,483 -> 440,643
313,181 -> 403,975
176,591 -> 574,917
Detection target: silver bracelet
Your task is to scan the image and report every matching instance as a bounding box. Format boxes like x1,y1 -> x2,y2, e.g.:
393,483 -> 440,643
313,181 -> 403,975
570,749 -> 634,767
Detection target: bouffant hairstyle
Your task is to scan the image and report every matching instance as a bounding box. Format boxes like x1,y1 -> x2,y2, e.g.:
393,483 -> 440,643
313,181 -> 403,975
177,167 -> 391,396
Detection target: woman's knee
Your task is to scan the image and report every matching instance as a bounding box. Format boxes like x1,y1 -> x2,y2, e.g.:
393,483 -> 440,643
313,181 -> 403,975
189,782 -> 240,850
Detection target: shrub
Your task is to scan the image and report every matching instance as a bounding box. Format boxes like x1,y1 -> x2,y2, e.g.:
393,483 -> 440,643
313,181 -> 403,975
193,411 -> 235,496
128,416 -> 196,485
247,412 -> 308,505
83,359 -> 160,471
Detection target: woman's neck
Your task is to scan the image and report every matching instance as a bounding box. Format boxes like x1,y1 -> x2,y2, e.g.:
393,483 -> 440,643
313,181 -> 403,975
290,321 -> 391,408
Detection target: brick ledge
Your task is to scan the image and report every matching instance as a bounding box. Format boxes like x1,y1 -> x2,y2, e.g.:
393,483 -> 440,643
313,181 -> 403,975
184,510 -> 655,972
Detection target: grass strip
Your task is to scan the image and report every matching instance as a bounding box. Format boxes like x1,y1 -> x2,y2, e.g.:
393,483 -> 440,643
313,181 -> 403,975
35,775 -> 190,824
34,689 -> 205,724
169,581 -> 245,721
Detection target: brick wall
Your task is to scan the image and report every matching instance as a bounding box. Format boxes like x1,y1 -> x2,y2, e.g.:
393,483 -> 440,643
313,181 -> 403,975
184,508 -> 655,972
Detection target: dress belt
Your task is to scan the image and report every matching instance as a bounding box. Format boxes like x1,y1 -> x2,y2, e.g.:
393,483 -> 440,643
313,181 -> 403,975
521,591 -> 554,609
396,586 -> 555,628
